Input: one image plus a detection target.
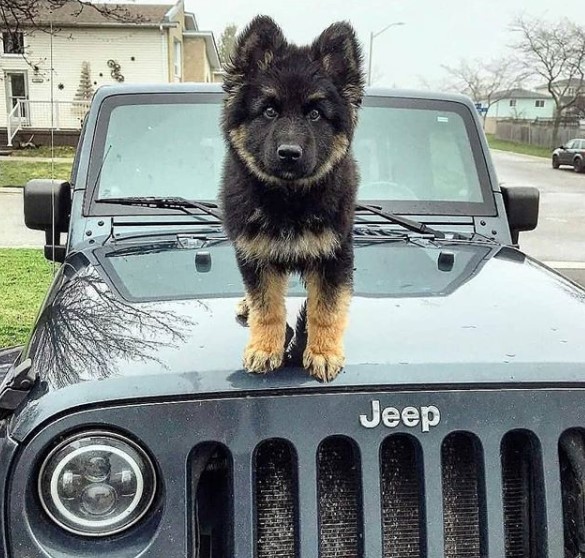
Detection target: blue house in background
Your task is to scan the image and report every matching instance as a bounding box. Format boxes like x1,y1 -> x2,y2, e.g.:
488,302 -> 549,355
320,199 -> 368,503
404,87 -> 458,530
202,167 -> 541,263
479,88 -> 554,133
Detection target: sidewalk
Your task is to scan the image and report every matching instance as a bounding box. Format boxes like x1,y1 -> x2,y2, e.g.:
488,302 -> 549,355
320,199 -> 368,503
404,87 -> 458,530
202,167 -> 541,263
1,155 -> 74,163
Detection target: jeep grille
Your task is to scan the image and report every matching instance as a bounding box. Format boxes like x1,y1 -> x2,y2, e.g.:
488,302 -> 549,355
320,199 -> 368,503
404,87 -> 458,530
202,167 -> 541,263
191,426 -> 585,558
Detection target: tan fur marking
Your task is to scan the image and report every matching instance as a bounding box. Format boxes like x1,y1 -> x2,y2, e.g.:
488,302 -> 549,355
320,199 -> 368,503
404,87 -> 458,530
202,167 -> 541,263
235,229 -> 339,263
243,271 -> 288,373
260,85 -> 279,97
229,127 -> 284,186
248,208 -> 265,224
229,126 -> 350,188
307,91 -> 328,102
257,50 -> 274,71
303,274 -> 352,382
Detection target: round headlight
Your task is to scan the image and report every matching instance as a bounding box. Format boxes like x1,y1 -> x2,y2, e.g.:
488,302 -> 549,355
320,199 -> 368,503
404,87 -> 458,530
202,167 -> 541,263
38,431 -> 156,536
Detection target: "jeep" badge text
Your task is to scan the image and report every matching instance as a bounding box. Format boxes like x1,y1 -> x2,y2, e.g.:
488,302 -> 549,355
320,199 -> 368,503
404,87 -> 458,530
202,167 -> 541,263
359,401 -> 441,432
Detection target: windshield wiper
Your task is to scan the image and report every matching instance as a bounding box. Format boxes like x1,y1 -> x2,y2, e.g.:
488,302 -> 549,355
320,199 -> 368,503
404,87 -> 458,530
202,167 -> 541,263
95,197 -> 222,220
355,204 -> 446,239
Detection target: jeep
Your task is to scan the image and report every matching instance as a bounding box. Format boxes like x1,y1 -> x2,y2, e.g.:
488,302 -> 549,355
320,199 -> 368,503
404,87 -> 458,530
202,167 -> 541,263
1,83 -> 584,558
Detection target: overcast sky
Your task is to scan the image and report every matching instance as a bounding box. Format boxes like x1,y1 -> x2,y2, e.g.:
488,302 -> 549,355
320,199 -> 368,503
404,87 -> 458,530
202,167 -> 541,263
123,0 -> 585,89
188,0 -> 585,89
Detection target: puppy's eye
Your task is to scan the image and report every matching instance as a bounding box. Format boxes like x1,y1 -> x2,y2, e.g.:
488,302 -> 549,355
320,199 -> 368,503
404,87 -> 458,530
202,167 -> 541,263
308,109 -> 321,121
264,107 -> 278,119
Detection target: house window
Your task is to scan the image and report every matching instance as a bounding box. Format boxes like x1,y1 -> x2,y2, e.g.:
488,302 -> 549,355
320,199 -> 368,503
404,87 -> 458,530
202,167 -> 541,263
2,32 -> 24,55
173,39 -> 182,78
535,100 -> 545,108
509,99 -> 517,107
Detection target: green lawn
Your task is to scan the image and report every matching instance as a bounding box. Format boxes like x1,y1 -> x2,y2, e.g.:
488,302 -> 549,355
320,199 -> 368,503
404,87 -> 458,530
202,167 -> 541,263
0,160 -> 73,187
486,134 -> 551,159
9,145 -> 76,158
0,249 -> 55,347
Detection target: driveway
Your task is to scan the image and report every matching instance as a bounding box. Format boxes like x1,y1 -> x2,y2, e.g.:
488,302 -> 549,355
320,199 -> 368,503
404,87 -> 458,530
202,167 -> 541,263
0,188 -> 44,248
491,149 -> 585,264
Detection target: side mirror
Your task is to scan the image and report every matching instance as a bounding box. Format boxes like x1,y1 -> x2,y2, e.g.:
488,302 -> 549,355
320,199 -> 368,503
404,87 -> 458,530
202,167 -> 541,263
500,186 -> 539,245
24,179 -> 71,262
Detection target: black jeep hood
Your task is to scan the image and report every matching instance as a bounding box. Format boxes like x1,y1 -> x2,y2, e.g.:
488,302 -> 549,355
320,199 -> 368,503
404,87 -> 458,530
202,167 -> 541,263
14,237 -> 585,436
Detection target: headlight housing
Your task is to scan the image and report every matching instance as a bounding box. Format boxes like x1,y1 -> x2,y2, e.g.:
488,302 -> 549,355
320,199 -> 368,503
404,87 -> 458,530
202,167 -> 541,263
38,431 -> 157,537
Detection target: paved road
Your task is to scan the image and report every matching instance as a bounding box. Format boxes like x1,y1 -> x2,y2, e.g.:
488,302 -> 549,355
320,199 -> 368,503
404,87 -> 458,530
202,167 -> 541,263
491,150 -> 585,264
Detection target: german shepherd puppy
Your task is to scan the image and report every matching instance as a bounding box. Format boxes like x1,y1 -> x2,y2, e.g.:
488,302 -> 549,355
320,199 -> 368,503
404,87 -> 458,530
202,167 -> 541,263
220,16 -> 365,382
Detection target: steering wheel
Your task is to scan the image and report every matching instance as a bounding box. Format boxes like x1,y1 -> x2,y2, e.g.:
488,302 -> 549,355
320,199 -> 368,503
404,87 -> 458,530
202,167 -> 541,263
358,181 -> 418,200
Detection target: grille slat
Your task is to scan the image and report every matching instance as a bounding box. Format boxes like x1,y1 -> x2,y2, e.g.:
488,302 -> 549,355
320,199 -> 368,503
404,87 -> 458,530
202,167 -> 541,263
232,449 -> 254,558
381,435 -> 424,558
318,437 -> 363,558
255,440 -> 298,558
442,432 -> 485,558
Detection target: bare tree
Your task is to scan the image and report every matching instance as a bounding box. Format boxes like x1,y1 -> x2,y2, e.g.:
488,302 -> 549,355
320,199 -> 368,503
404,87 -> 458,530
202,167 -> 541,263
0,0 -> 135,36
217,23 -> 237,66
29,268 -> 195,389
442,57 -> 523,127
512,16 -> 585,146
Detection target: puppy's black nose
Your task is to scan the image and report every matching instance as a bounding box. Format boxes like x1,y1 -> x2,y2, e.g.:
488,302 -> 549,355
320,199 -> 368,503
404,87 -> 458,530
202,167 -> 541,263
277,144 -> 303,162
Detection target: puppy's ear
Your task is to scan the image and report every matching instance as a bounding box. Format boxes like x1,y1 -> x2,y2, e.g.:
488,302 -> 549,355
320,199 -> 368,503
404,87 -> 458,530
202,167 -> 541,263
311,22 -> 365,106
223,16 -> 285,95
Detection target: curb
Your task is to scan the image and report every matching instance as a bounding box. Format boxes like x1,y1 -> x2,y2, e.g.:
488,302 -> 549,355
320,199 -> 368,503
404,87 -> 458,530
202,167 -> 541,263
490,148 -> 549,161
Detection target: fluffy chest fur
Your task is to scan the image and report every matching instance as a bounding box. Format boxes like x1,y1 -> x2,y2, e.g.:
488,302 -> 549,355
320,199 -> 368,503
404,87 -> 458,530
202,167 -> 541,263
221,153 -> 356,266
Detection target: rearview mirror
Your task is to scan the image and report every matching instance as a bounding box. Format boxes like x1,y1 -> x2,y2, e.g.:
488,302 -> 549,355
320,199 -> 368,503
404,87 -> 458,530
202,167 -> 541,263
24,179 -> 71,262
500,186 -> 539,245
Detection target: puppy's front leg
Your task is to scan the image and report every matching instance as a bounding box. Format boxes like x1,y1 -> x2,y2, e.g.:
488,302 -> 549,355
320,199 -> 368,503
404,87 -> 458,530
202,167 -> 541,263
303,269 -> 352,382
239,260 -> 288,373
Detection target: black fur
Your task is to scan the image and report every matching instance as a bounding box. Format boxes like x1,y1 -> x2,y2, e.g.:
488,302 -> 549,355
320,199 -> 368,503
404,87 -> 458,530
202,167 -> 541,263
219,15 -> 365,380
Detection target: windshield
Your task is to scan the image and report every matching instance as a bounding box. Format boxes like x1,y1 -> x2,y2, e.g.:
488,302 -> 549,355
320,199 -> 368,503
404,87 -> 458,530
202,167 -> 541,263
97,101 -> 223,201
89,93 -> 494,215
354,105 -> 483,202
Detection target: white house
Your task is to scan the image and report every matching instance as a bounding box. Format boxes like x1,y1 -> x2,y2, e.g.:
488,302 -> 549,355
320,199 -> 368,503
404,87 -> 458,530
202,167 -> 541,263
0,0 -> 222,146
534,78 -> 585,118
478,88 -> 554,133
534,79 -> 584,101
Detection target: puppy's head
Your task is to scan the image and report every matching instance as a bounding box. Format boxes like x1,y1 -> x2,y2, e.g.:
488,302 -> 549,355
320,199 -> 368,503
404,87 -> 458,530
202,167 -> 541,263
222,16 -> 365,186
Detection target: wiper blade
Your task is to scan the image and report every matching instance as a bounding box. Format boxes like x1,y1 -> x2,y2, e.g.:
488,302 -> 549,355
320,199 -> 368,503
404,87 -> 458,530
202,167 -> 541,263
95,197 -> 222,220
355,204 -> 446,239
353,225 -> 408,240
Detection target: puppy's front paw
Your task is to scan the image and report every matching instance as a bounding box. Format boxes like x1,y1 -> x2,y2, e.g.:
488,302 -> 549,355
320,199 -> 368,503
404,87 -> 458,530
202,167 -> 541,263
244,343 -> 284,373
303,347 -> 345,382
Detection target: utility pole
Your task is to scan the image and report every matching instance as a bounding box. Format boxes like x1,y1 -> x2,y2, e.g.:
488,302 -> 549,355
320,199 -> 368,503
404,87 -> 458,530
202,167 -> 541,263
368,22 -> 405,86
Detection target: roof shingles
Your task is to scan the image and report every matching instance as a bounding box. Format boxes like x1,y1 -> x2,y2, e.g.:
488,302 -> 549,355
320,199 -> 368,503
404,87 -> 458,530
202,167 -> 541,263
492,88 -> 550,101
30,1 -> 175,27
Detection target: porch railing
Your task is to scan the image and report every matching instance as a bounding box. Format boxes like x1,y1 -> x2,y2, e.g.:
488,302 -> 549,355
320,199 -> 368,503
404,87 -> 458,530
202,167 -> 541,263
7,99 -> 91,147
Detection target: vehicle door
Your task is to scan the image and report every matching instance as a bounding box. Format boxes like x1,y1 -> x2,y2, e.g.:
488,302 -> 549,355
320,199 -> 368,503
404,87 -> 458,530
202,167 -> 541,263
560,140 -> 575,164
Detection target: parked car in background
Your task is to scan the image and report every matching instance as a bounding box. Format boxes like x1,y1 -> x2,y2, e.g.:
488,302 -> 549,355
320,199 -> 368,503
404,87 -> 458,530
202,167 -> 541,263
552,138 -> 585,172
